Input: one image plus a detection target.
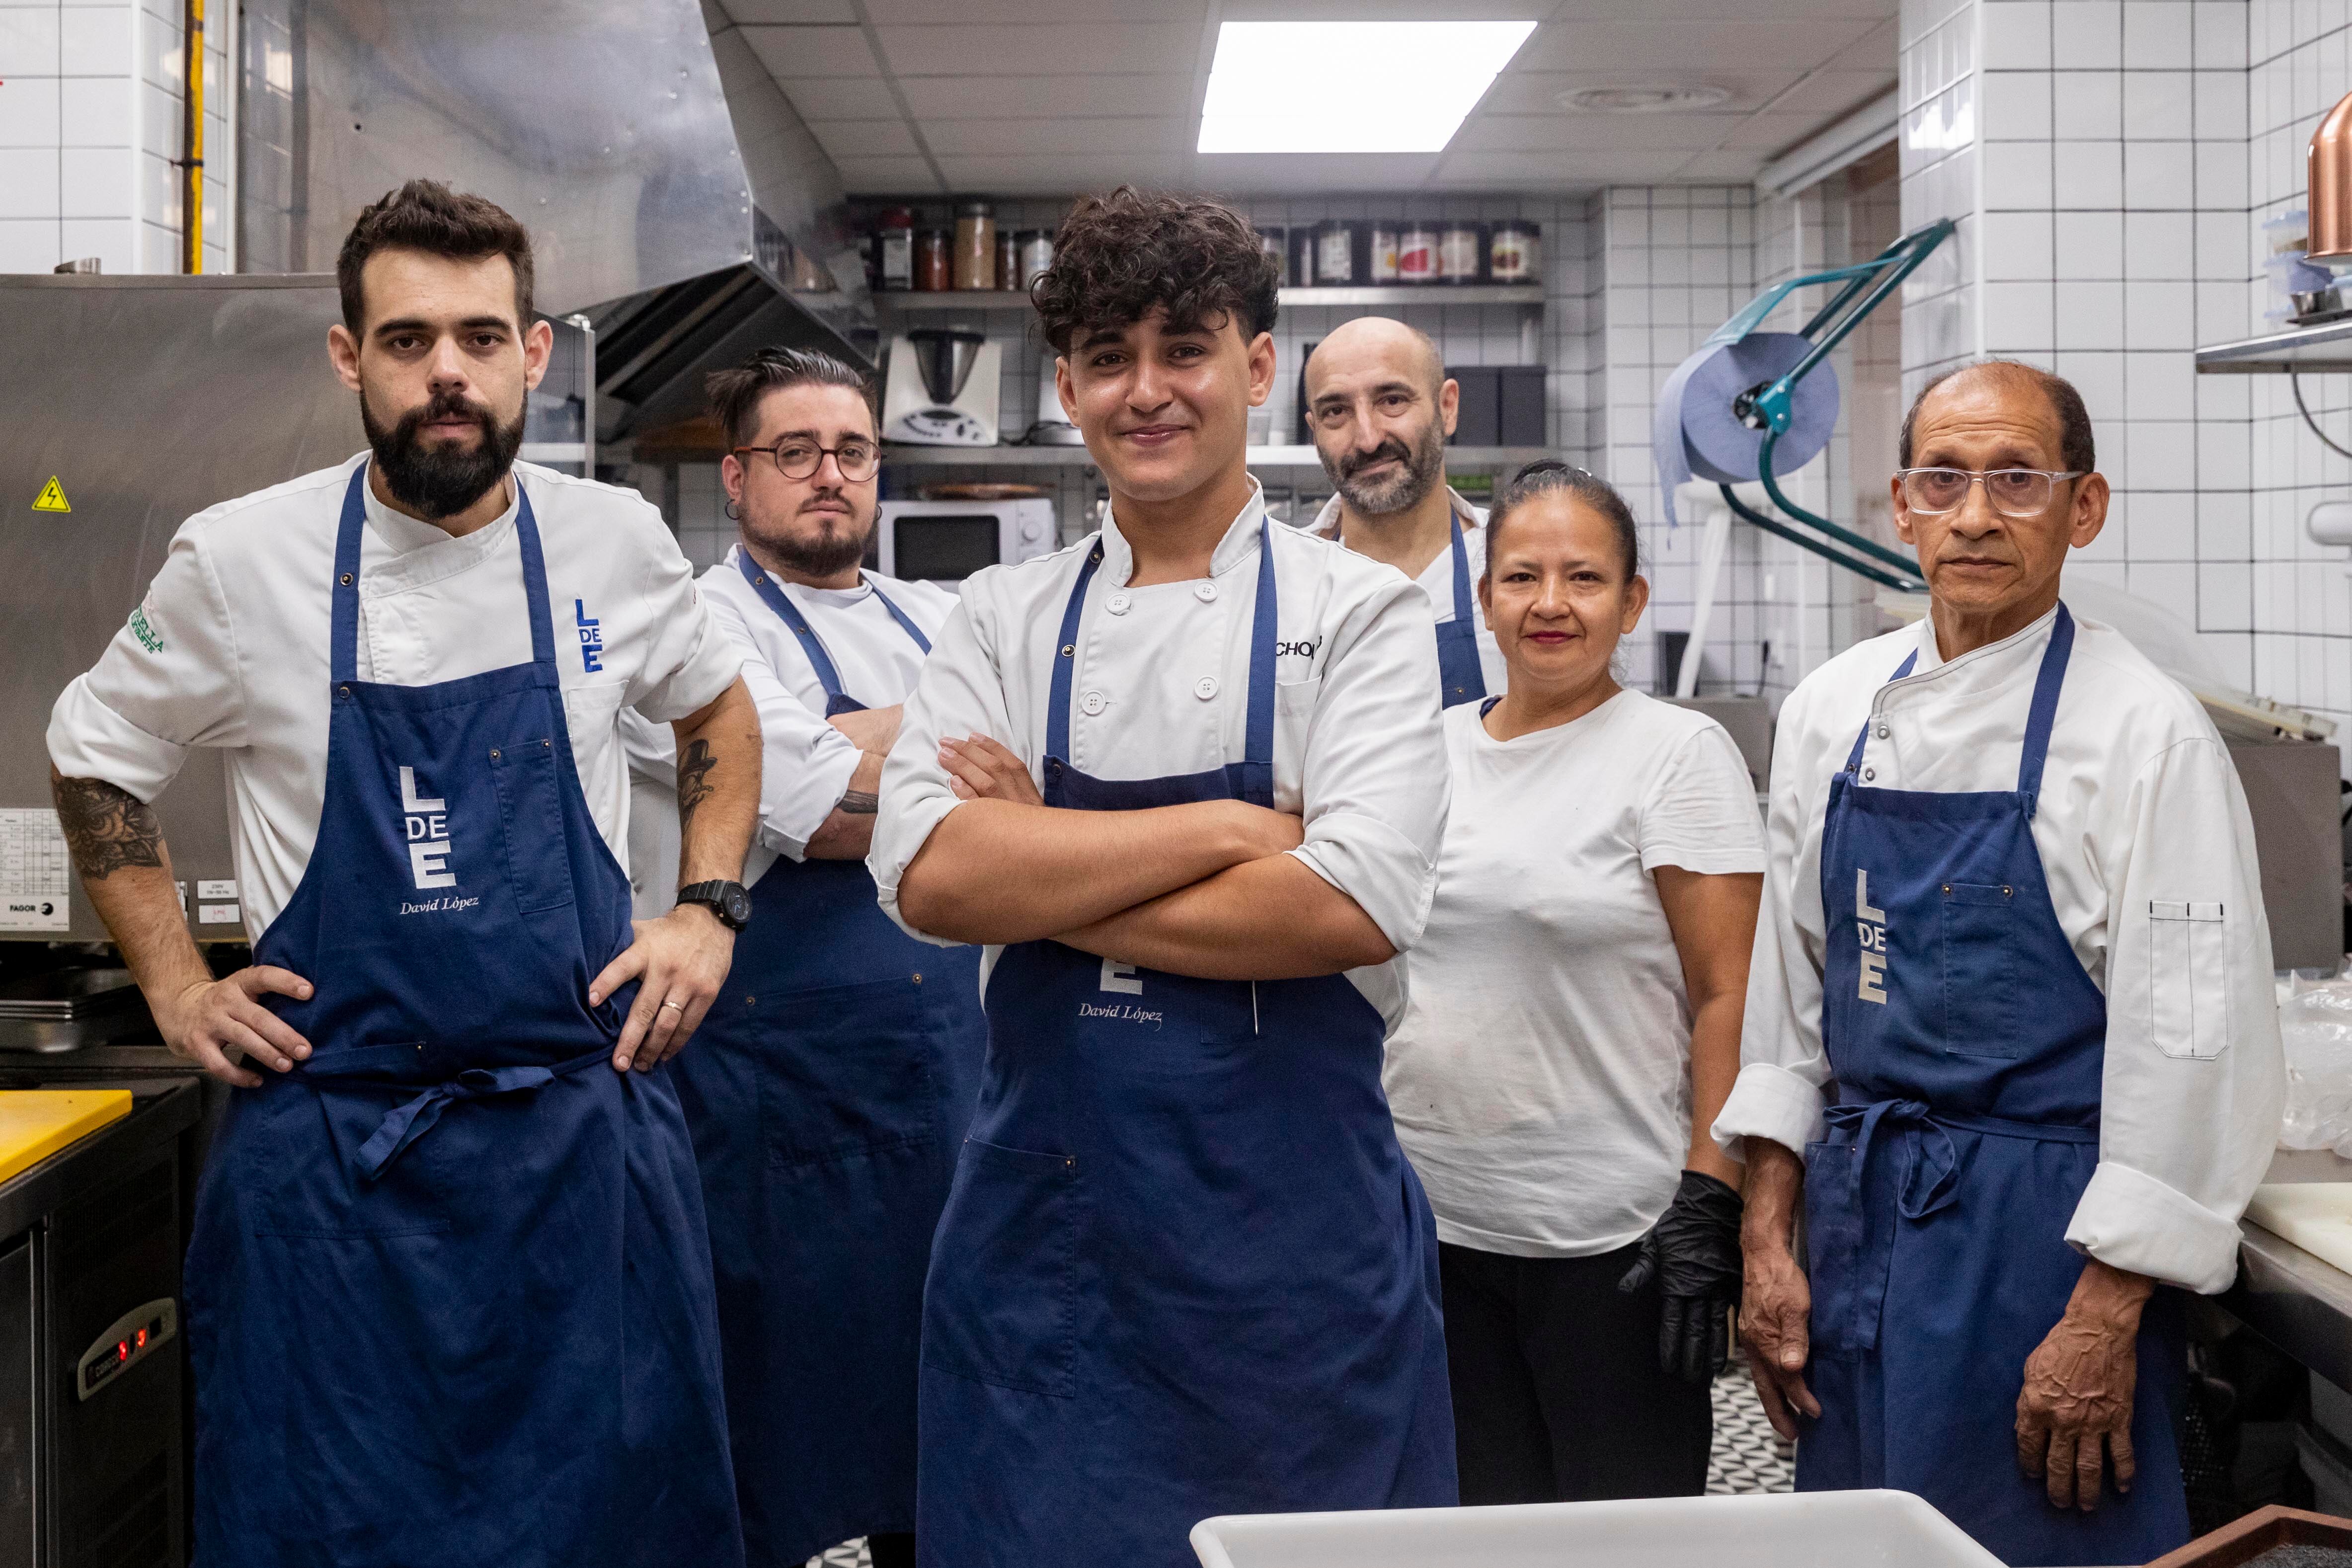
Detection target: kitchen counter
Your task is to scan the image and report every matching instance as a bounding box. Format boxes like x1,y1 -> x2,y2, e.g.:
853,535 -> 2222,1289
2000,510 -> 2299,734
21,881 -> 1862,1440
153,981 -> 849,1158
2224,1150 -> 2352,1394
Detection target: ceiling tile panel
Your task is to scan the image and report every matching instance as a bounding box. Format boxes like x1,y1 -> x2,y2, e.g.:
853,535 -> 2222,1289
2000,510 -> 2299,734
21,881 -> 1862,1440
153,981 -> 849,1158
921,116 -> 1181,157
863,0 -> 1203,21
718,0 -> 858,23
1452,112 -> 1754,153
740,24 -> 881,78
1513,19 -> 1882,73
899,73 -> 1194,119
1478,70 -> 1800,117
777,77 -> 897,121
812,118 -> 923,159
830,155 -> 946,193
875,23 -> 1201,77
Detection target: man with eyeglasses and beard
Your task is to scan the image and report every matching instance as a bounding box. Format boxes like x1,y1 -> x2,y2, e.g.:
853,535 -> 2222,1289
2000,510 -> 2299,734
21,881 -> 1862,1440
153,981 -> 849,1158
46,179 -> 758,1568
1714,360 -> 2282,1567
1303,316 -> 1505,708
621,346 -> 984,1568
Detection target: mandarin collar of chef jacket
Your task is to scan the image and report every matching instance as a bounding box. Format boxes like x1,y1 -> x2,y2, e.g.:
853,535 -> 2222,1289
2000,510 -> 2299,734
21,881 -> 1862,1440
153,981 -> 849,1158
1094,479 -> 1268,588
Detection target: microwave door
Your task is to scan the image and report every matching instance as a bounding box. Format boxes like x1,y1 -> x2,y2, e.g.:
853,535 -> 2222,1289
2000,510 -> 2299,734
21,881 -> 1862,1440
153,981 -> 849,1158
893,513 -> 1002,588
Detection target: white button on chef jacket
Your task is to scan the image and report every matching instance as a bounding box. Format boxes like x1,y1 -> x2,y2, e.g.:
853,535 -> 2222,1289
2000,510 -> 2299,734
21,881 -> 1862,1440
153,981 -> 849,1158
47,453 -> 743,938
1712,605 -> 2286,1299
870,484 -> 1452,1031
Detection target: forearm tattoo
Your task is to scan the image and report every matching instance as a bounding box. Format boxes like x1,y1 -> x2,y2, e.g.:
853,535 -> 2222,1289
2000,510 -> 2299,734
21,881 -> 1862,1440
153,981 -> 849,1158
53,776 -> 165,881
838,790 -> 878,816
677,740 -> 718,834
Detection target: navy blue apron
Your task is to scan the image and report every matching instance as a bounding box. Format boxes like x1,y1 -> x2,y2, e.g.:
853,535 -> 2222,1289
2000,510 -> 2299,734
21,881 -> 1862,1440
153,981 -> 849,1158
1798,605 -> 2188,1567
668,554 -> 986,1565
183,468 -> 743,1567
914,522 -> 1456,1568
1434,510 -> 1487,709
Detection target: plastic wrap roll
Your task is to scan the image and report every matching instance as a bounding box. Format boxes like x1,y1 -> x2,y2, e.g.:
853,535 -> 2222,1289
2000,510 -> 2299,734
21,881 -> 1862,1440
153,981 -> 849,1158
1652,331 -> 1840,529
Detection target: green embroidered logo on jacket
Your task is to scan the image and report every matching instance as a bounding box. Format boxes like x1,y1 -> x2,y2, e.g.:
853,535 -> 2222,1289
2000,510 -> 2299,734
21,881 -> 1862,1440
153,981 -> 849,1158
128,605 -> 162,653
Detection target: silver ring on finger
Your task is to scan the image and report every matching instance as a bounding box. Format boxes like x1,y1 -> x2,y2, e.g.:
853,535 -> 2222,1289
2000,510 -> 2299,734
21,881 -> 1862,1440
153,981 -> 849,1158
660,999 -> 685,1012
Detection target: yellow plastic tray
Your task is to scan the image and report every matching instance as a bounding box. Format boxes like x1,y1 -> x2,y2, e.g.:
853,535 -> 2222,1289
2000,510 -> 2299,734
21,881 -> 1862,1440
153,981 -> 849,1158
0,1090 -> 132,1186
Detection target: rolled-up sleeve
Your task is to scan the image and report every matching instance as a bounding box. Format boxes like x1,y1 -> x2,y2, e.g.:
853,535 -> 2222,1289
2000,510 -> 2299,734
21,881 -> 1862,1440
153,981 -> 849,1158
1713,687 -> 1832,1161
869,594 -> 1004,946
48,526 -> 242,799
623,521 -> 743,723
705,596 -> 862,862
2063,735 -> 2285,1294
1285,579 -> 1449,952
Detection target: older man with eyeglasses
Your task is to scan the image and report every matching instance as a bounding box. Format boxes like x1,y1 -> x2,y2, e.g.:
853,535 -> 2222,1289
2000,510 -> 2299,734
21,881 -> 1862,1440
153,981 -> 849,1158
1712,360 -> 2283,1567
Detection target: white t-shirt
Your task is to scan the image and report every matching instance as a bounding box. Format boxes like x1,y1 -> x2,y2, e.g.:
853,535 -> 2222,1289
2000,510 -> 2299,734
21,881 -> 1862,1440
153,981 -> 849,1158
47,454 -> 742,937
1383,689 -> 1766,1257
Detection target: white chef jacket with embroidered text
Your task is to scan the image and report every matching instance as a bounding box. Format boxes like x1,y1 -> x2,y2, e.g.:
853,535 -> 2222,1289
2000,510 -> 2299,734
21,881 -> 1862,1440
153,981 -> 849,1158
869,486 -> 1451,1029
1710,605 -> 2285,1296
622,547 -> 959,897
47,454 -> 743,938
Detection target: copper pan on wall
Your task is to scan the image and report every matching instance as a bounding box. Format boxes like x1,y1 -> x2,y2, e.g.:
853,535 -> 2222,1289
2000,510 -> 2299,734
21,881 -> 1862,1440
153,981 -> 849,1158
2310,88 -> 2352,258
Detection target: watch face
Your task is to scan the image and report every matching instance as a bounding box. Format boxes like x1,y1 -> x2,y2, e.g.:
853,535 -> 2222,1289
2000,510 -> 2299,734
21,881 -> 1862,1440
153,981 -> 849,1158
721,886 -> 752,927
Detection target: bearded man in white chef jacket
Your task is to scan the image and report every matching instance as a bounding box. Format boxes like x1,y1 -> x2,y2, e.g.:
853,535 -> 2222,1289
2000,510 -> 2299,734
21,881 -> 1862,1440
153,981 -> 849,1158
1716,360 -> 2284,1567
46,180 -> 758,1568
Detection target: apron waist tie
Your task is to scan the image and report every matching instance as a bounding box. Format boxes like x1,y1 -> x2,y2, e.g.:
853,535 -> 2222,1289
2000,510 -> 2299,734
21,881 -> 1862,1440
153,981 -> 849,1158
355,1046 -> 614,1180
1825,1098 -> 2100,1351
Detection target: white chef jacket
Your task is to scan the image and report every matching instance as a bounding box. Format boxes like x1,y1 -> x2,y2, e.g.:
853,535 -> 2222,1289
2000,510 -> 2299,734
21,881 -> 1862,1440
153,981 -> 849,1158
870,484 -> 1451,1029
622,547 -> 959,894
1310,487 -> 1508,697
1711,605 -> 2286,1296
47,453 -> 743,939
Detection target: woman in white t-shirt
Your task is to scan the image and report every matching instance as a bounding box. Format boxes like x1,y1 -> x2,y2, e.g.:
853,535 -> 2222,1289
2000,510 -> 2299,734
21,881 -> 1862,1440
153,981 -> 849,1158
1385,461 -> 1765,1503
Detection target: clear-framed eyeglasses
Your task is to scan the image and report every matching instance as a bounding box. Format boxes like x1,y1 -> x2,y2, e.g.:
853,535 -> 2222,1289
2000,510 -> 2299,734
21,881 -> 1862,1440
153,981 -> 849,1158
1894,467 -> 2084,518
735,438 -> 881,483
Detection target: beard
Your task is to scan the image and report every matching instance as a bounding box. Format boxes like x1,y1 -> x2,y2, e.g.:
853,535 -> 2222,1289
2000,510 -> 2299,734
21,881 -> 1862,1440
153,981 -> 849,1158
742,491 -> 875,578
361,387 -> 526,521
1329,418 -> 1448,516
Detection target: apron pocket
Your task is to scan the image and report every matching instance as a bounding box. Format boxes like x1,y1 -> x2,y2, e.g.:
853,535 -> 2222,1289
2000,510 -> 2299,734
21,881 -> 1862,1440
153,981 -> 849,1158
923,1139 -> 1080,1398
758,974 -> 941,1167
1939,881 -> 2020,1058
491,737 -> 577,914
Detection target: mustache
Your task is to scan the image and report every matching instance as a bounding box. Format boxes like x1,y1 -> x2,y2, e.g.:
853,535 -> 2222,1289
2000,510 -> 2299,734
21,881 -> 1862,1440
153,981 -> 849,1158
1340,439 -> 1414,479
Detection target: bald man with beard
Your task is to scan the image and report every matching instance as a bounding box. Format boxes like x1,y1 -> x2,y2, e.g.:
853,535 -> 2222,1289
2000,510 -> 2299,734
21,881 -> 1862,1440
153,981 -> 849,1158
1304,317 -> 1507,707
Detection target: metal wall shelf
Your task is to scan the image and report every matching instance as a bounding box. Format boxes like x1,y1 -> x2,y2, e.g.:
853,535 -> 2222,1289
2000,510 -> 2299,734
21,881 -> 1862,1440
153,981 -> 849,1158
871,284 -> 1548,313
2195,318 -> 2352,372
880,443 -> 1555,469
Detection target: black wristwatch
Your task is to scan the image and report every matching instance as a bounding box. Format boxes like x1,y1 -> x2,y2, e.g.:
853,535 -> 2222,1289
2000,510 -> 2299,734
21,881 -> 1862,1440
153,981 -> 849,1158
677,880 -> 752,931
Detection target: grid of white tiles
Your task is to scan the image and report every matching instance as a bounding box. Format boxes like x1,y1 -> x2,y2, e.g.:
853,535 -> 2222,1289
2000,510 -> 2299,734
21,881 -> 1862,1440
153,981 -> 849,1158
1899,0 -> 1982,396
2246,0 -> 2352,728
1901,0 -> 2352,727
0,0 -> 228,276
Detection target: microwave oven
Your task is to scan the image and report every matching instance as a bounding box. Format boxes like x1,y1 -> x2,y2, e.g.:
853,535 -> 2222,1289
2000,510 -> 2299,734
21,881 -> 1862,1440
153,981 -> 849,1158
875,498 -> 1058,590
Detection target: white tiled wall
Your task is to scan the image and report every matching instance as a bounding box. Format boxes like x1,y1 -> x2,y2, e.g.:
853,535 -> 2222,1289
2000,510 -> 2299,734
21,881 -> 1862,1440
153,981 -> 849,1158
1899,0 -> 2351,740
0,0 -> 226,276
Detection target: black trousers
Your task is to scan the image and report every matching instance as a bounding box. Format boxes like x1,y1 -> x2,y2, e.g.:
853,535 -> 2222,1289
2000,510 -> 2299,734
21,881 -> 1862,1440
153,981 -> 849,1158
1439,1240 -> 1713,1504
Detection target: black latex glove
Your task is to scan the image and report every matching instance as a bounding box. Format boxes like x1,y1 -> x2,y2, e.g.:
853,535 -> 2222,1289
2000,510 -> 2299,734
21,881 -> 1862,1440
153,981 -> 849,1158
1617,1169 -> 1744,1385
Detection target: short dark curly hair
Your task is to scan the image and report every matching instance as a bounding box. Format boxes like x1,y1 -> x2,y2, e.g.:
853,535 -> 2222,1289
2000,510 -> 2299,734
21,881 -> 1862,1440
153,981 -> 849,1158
1031,186 -> 1279,353
336,178 -> 533,334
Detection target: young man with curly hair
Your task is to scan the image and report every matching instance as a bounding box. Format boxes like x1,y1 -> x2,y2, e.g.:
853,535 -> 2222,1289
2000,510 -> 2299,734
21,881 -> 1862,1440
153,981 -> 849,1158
868,187 -> 1459,1564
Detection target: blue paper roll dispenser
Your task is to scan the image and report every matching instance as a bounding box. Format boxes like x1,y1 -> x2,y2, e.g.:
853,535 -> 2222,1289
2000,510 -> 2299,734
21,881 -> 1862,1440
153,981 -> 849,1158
1652,218 -> 1955,593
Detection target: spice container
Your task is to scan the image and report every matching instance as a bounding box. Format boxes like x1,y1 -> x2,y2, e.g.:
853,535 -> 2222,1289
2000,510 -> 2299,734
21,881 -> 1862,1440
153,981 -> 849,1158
953,199 -> 996,291
1317,219 -> 1358,285
1440,220 -> 1483,284
1397,221 -> 1440,285
1489,220 -> 1540,285
1292,227 -> 1318,292
1369,222 -> 1400,284
915,228 -> 952,291
1017,230 -> 1055,289
876,206 -> 916,291
1259,226 -> 1288,287
996,228 -> 1019,291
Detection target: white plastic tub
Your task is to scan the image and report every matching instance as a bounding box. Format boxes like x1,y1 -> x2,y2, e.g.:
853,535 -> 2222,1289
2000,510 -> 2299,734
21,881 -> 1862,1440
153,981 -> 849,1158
1190,1488 -> 2003,1568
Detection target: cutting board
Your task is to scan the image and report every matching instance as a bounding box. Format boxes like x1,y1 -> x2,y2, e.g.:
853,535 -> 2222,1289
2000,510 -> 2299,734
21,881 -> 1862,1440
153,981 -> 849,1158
0,1090 -> 131,1187
2247,1183 -> 2352,1276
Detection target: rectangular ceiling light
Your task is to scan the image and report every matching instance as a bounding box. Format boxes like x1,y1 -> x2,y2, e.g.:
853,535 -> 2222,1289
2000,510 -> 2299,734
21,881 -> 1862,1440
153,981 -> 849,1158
1196,20 -> 1536,155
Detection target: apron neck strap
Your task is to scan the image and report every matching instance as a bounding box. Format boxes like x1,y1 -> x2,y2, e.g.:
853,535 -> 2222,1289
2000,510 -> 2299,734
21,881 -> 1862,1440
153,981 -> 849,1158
1843,648 -> 1920,774
333,466 -> 550,684
1447,508 -> 1472,620
737,552 -> 934,705
1045,541 -> 1107,765
866,582 -> 933,654
2016,603 -> 2073,809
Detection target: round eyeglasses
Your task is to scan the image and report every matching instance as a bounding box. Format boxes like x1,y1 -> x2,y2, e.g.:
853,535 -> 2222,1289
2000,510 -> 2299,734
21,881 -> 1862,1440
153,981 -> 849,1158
1895,467 -> 2084,518
734,438 -> 880,483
